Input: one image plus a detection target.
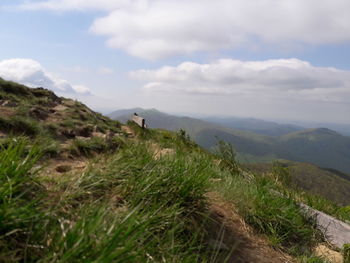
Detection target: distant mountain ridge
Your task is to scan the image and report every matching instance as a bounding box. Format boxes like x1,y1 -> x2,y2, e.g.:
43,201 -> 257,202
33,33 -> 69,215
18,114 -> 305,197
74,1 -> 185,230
108,108 -> 350,174
201,116 -> 304,136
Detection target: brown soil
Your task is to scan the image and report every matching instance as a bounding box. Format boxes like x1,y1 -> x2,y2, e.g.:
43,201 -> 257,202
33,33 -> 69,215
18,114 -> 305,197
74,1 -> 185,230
121,125 -> 134,137
40,158 -> 88,181
206,192 -> 294,263
53,104 -> 68,112
45,101 -> 68,124
153,147 -> 175,160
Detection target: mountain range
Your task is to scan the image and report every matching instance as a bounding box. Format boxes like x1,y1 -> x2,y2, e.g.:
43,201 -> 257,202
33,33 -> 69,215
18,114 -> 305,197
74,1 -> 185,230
201,116 -> 304,136
108,108 -> 350,174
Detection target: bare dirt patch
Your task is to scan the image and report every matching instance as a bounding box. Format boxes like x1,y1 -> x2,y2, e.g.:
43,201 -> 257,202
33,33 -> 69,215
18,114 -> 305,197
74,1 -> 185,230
53,104 -> 67,112
121,125 -> 134,137
0,106 -> 16,117
40,158 -> 88,181
149,142 -> 175,160
153,148 -> 175,160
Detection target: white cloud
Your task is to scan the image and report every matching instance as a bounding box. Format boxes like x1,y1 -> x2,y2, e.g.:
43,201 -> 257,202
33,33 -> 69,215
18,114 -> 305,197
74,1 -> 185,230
71,85 -> 91,94
130,58 -> 350,103
21,0 -> 350,60
0,58 -> 91,95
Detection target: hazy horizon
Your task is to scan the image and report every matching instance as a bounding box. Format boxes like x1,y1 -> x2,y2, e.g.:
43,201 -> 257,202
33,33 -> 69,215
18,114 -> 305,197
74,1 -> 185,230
105,107 -> 350,137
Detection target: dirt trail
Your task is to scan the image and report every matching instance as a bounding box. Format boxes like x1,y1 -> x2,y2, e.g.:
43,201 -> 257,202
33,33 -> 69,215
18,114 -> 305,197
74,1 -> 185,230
206,192 -> 294,263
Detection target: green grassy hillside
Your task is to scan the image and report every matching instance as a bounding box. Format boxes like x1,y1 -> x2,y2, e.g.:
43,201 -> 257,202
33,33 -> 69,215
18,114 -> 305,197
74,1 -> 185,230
196,127 -> 350,174
2,80 -> 349,262
0,78 -> 122,158
244,161 -> 350,206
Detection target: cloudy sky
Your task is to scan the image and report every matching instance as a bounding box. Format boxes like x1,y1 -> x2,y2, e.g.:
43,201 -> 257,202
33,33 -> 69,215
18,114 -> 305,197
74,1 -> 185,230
0,0 -> 349,123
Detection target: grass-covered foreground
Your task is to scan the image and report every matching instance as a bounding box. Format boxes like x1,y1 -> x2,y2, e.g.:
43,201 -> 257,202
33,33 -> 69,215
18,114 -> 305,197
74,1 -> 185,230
1,137 -> 208,262
2,126 -> 348,263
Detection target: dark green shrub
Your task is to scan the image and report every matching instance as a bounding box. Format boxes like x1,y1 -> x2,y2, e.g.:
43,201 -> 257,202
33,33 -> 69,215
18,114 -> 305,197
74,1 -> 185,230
213,139 -> 239,173
272,161 -> 292,185
0,79 -> 31,97
70,137 -> 122,157
0,116 -> 41,136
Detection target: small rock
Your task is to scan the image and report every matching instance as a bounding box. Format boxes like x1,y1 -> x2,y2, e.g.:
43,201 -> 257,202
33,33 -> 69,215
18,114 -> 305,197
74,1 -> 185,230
92,132 -> 107,138
1,100 -> 17,107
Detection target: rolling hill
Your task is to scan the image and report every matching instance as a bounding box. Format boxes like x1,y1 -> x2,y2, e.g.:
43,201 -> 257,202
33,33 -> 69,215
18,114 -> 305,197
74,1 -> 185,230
109,108 -> 350,174
244,161 -> 350,206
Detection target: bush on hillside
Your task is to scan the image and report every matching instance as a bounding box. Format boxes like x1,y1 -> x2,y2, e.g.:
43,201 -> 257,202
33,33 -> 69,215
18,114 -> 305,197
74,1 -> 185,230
0,116 -> 41,136
0,78 -> 31,97
69,136 -> 123,157
213,139 -> 239,173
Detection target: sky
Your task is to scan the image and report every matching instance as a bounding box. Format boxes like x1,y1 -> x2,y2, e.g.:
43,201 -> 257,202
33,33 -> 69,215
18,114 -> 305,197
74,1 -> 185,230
0,0 -> 349,124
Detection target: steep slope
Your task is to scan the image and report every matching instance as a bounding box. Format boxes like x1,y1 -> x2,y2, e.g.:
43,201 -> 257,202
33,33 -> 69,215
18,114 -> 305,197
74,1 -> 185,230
0,78 -> 122,157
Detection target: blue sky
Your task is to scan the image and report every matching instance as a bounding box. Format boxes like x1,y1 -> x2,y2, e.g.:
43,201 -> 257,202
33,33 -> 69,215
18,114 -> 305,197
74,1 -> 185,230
0,0 -> 349,124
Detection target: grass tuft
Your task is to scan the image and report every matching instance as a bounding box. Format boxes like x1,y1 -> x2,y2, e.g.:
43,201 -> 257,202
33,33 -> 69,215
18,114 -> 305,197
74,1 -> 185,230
0,138 -> 43,262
